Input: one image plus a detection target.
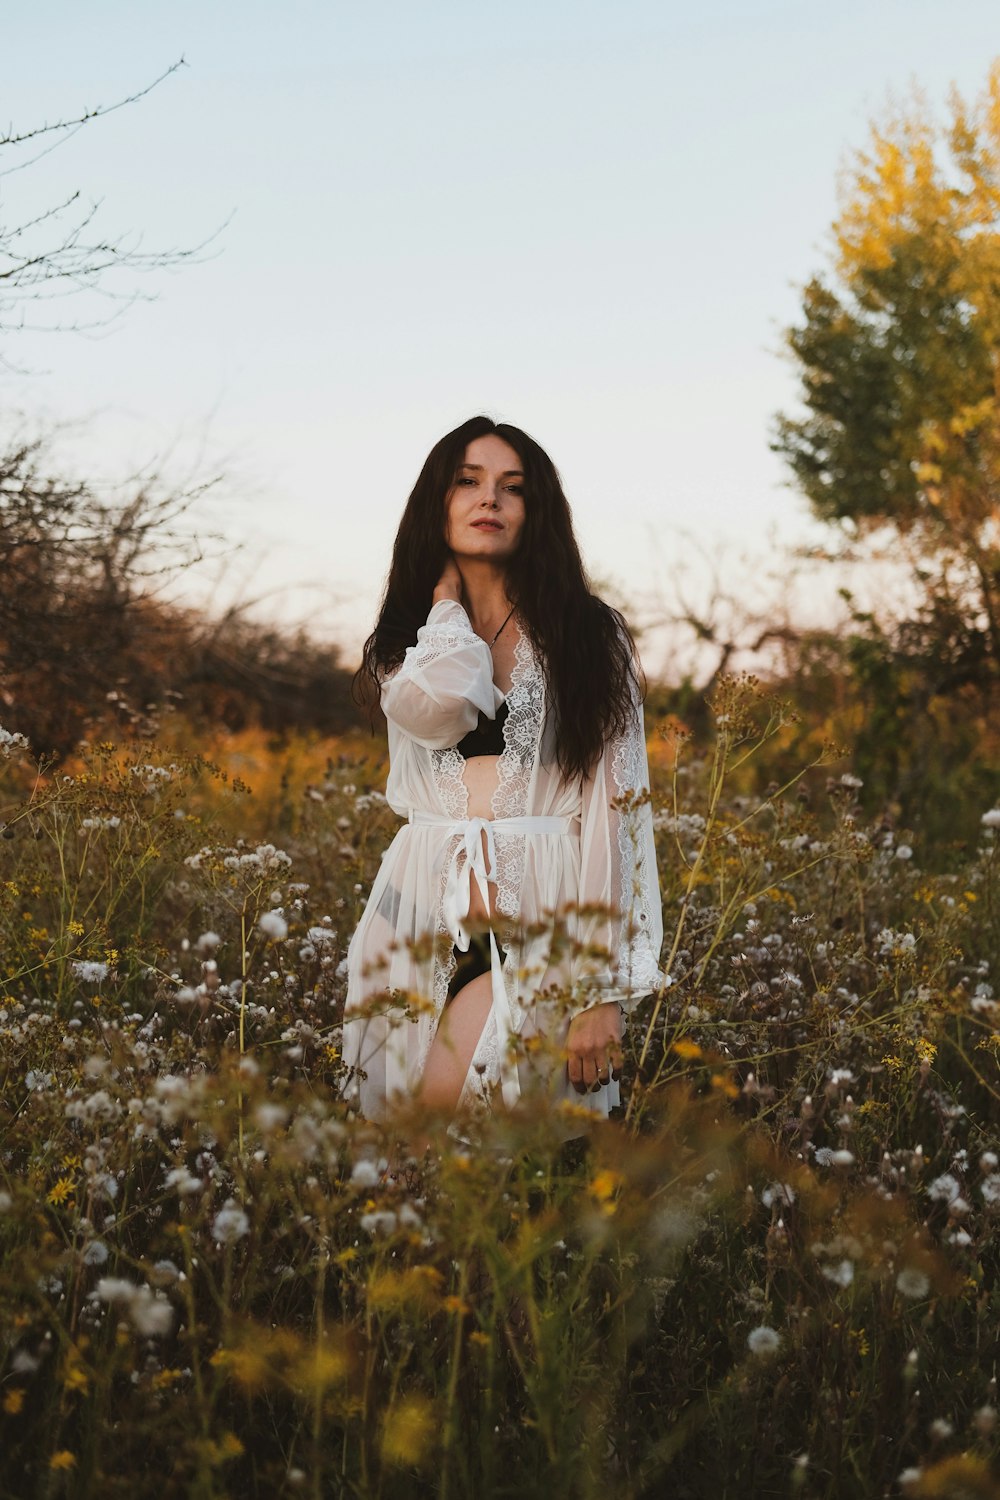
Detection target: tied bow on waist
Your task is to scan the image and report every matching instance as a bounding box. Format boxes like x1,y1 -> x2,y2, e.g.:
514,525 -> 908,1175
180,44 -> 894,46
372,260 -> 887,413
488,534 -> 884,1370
408,810 -> 576,1109
442,816 -> 497,951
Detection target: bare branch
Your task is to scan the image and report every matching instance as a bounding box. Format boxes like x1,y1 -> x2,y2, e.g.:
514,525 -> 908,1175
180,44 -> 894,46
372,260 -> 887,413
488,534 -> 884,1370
0,59 -> 187,151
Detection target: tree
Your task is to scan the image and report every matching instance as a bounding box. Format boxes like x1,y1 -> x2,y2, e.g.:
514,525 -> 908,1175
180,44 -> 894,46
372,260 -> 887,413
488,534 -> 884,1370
774,61 -> 1000,681
0,60 -> 215,351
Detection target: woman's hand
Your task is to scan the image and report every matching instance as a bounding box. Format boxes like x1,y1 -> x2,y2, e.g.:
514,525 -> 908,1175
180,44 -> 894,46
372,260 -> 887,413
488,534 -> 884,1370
433,556 -> 464,606
566,1001 -> 623,1093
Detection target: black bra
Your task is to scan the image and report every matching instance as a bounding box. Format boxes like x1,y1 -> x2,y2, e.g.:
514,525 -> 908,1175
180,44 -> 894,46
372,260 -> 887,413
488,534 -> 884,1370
456,700 -> 509,758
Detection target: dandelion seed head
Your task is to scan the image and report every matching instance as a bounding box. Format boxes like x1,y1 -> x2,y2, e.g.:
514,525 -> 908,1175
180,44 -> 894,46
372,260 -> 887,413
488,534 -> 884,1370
71,960 -> 109,985
928,1173 -> 961,1204
350,1159 -> 381,1189
360,1210 -> 398,1235
211,1200 -> 250,1244
896,1267 -> 931,1299
130,1287 -> 174,1337
981,1174 -> 1000,1207
163,1167 -> 202,1196
95,1277 -> 137,1305
747,1325 -> 781,1356
761,1182 -> 796,1210
821,1259 -> 855,1288
258,911 -> 288,941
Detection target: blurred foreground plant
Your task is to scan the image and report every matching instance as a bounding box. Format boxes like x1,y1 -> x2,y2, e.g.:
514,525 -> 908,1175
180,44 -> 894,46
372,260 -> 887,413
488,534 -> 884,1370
2,697 -> 1000,1497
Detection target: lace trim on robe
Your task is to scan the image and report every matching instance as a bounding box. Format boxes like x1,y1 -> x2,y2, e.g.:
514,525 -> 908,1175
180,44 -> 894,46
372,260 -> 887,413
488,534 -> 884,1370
414,608 -> 485,664
491,626 -> 543,917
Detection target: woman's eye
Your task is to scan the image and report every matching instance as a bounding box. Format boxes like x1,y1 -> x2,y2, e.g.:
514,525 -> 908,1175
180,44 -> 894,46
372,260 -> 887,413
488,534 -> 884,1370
505,485 -> 524,495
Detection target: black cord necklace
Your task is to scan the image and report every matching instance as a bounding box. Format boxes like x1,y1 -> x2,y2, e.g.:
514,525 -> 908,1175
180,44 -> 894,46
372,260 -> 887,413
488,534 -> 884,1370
488,605 -> 516,648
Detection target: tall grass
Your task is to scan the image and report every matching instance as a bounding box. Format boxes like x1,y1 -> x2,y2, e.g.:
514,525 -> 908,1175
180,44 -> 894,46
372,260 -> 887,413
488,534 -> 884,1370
2,682 -> 999,1499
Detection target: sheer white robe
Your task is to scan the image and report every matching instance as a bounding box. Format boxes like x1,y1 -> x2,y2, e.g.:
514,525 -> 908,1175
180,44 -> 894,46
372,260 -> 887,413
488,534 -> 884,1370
342,598 -> 663,1128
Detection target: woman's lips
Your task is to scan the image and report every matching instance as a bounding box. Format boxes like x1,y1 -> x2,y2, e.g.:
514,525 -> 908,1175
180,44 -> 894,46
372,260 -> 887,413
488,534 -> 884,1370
472,520 -> 502,530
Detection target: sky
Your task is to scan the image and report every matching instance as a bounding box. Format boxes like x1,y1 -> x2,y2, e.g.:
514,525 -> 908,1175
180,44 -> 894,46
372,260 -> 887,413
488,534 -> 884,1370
3,1 -> 999,677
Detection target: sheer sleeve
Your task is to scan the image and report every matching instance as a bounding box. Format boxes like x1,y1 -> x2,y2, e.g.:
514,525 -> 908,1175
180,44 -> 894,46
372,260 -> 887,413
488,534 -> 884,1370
380,598 -> 504,750
575,674 -> 664,1017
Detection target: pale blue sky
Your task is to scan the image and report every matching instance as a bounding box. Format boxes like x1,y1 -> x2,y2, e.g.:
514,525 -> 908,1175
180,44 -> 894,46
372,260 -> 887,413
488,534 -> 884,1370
3,2 -> 999,671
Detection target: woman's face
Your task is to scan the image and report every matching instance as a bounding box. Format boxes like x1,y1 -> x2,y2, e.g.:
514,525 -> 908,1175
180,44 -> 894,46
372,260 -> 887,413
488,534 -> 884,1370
444,434 -> 526,564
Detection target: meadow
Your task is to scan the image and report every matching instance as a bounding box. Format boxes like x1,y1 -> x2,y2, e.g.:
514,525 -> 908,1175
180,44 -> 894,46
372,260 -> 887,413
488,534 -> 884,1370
2,677 -> 1000,1500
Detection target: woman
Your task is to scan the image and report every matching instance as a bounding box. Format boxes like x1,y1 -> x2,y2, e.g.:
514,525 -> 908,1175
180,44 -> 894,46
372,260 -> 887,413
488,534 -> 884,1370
343,416 -> 662,1134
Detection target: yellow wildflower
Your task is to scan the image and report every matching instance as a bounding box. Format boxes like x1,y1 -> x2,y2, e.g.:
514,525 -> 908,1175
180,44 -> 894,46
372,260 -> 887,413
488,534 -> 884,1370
711,1072 -> 740,1100
589,1169 -> 623,1214
3,1388 -> 25,1414
47,1177 -> 75,1206
672,1038 -> 702,1060
49,1452 -> 77,1471
381,1395 -> 436,1468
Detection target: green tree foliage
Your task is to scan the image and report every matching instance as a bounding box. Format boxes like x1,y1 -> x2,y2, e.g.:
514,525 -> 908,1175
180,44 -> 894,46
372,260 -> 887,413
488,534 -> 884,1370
772,63 -> 1000,839
774,62 -> 1000,674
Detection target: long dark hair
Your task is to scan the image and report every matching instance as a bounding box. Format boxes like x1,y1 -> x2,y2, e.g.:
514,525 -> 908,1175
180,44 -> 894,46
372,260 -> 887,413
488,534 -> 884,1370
354,416 -> 642,780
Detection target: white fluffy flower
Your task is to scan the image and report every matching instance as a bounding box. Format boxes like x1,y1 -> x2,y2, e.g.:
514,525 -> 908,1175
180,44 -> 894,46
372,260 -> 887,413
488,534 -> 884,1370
981,1173 -> 1000,1208
821,1259 -> 855,1288
71,960 -> 109,985
258,911 -> 288,941
164,1167 -> 203,1196
747,1325 -> 781,1356
895,1266 -> 930,1299
129,1286 -> 175,1337
350,1159 -> 381,1189
211,1199 -> 250,1244
981,808 -> 1000,829
95,1276 -> 138,1305
927,1173 -> 961,1204
830,1149 -> 855,1168
254,1102 -> 288,1132
0,725 -> 29,757
94,1277 -> 174,1335
360,1210 -> 398,1235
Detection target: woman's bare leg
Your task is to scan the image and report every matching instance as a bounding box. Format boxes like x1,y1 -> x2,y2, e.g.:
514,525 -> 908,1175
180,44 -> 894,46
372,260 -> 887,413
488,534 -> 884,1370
412,971 -> 493,1137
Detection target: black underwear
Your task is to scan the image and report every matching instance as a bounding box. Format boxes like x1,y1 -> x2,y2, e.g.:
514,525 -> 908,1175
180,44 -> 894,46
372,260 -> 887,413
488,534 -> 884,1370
448,930 -> 507,998
456,700 -> 509,758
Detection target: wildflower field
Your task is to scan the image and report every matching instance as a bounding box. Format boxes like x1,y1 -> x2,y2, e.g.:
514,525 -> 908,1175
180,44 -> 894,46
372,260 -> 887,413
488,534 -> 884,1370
2,680 -> 1000,1500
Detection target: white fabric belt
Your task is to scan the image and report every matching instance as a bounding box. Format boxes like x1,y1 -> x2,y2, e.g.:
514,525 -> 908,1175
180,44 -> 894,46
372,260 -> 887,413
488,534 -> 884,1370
407,811 -> 576,1108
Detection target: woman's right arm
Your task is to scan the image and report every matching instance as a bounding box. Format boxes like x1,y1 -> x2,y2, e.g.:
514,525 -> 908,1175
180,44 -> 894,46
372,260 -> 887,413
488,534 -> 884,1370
380,573 -> 502,749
